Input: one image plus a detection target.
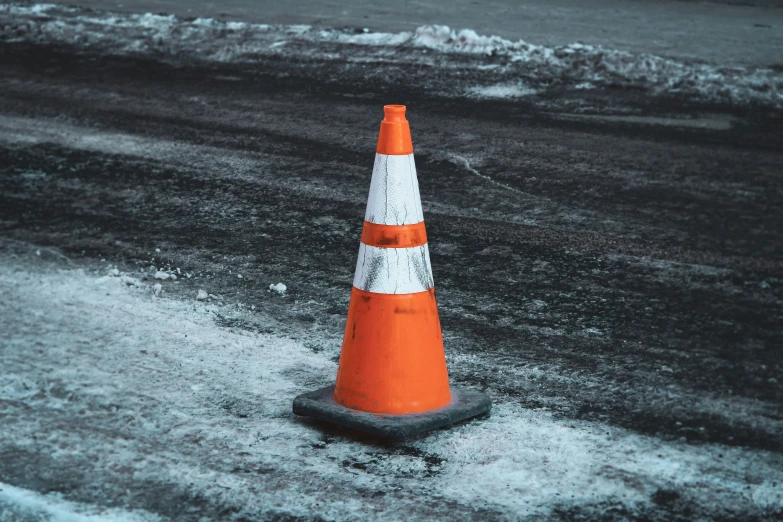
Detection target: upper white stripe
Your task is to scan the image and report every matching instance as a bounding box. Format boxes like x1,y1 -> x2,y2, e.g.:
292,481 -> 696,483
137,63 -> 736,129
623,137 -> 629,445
353,243 -> 434,294
364,153 -> 424,226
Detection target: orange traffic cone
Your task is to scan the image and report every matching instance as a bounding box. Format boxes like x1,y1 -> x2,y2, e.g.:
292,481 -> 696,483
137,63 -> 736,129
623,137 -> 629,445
293,105 -> 491,439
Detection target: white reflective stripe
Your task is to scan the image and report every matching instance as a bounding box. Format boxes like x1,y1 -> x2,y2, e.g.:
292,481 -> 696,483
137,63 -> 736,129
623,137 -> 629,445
353,243 -> 434,294
364,153 -> 424,226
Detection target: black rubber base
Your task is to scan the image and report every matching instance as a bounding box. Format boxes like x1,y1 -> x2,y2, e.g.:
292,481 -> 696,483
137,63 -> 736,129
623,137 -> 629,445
293,385 -> 491,440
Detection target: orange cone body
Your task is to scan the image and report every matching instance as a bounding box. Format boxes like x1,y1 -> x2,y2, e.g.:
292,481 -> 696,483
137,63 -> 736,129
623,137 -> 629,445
333,105 -> 452,415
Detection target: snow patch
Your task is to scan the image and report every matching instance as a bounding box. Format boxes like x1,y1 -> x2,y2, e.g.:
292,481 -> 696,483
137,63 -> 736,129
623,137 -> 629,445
414,25 -> 518,55
467,82 -> 539,99
269,282 -> 287,295
0,481 -> 162,521
0,375 -> 40,401
335,29 -> 411,47
120,275 -> 140,286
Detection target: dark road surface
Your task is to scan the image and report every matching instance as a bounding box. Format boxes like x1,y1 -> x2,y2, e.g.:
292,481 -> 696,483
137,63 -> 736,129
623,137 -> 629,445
0,5 -> 782,520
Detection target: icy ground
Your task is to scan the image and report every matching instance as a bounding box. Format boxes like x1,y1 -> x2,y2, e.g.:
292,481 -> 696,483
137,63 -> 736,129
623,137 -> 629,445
1,246 -> 781,520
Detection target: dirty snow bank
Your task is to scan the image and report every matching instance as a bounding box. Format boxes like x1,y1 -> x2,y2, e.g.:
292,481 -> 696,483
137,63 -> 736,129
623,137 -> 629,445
0,251 -> 781,520
1,3 -> 781,107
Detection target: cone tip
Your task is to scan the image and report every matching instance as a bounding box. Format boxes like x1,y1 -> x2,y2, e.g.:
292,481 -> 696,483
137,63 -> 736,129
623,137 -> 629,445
383,104 -> 406,121
377,104 -> 413,155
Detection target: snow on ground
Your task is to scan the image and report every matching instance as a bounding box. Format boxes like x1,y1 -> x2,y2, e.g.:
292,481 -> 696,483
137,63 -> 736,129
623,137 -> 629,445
466,82 -> 539,99
0,481 -> 162,522
1,248 -> 781,520
1,3 -> 781,108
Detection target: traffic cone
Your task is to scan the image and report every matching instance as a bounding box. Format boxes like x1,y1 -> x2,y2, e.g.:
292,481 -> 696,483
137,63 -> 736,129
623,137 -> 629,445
293,105 -> 491,439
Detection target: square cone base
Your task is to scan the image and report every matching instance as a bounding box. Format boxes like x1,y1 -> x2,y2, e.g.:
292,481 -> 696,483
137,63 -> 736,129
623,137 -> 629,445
293,385 -> 491,440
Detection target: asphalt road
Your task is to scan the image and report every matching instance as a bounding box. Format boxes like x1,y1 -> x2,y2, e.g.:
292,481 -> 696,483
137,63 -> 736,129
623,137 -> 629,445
0,4 -> 782,521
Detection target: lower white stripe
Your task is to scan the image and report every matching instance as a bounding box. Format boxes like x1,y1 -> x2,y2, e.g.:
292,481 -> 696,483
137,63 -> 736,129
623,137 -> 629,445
353,243 -> 434,294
